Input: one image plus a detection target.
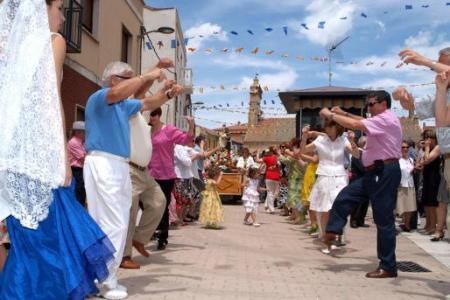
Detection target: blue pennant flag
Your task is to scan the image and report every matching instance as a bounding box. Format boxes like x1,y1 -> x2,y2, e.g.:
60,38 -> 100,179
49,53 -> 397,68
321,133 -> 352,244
184,38 -> 189,46
405,5 -> 413,10
271,100 -> 275,104
283,26 -> 288,35
421,5 -> 429,8
318,21 -> 326,29
340,16 -> 347,20
145,42 -> 152,50
247,30 -> 254,35
263,100 -> 267,105
447,2 -> 450,5
301,23 -> 309,30
227,103 -> 230,107
171,40 -> 177,48
265,27 -> 273,32
218,104 -> 223,107
241,101 -> 244,107
361,12 -> 368,18
230,31 -> 239,35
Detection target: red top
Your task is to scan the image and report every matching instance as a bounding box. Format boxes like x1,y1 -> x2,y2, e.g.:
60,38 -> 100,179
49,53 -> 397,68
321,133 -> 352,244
263,155 -> 280,181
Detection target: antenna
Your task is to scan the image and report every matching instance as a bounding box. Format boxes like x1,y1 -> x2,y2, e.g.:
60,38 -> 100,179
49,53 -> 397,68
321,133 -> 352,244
327,36 -> 350,86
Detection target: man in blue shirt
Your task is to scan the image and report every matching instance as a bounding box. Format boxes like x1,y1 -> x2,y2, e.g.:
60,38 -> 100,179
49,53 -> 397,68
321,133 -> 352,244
84,60 -> 183,300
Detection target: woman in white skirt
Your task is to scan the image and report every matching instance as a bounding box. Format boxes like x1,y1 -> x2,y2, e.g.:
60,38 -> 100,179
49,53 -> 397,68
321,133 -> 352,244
397,141 -> 416,232
301,120 -> 359,240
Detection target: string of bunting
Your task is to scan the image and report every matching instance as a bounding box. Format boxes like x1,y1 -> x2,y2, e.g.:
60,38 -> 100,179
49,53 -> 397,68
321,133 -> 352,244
192,81 -> 435,95
180,3 -> 450,42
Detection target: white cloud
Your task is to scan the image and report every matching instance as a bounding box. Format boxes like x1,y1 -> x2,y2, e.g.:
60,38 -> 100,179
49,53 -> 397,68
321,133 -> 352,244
210,53 -> 299,91
297,0 -> 356,46
405,31 -> 433,48
185,23 -> 228,50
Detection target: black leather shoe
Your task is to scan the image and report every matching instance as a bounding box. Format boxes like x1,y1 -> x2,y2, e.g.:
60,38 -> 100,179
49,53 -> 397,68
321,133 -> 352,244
359,223 -> 370,228
350,221 -> 358,228
365,268 -> 397,278
157,242 -> 166,251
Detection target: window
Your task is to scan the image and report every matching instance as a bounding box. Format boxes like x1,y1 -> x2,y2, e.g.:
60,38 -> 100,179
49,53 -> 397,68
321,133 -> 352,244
75,104 -> 85,121
80,0 -> 94,32
121,26 -> 132,63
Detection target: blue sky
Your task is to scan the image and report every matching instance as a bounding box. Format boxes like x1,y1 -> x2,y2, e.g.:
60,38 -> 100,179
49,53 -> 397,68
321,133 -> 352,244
145,0 -> 450,128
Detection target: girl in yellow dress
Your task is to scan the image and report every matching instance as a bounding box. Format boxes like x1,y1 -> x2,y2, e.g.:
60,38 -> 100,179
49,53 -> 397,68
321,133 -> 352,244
301,153 -> 319,235
199,168 -> 224,229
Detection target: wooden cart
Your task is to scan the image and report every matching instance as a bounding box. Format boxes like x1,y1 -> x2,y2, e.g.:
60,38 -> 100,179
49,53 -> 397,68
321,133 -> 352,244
217,172 -> 242,200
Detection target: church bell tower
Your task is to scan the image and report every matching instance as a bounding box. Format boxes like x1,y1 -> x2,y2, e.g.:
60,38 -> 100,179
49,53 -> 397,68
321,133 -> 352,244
248,74 -> 263,126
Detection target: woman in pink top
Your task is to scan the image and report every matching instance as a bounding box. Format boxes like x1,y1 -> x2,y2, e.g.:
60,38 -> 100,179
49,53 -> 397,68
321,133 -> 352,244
148,107 -> 194,250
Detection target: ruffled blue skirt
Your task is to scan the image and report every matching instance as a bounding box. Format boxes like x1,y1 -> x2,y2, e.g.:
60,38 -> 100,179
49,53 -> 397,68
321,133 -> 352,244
0,181 -> 115,299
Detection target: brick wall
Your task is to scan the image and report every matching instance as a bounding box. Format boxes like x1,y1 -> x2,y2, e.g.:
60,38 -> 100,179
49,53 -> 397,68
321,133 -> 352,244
61,65 -> 100,137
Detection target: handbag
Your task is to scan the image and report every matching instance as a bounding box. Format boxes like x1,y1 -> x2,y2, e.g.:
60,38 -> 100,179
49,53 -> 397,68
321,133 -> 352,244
129,112 -> 152,167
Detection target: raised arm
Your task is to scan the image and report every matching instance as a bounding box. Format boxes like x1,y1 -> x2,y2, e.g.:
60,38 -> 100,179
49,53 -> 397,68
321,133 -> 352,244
300,125 -> 317,154
141,84 -> 184,112
435,71 -> 450,127
399,49 -> 450,73
319,108 -> 367,132
331,106 -> 364,121
107,68 -> 165,105
134,58 -> 174,99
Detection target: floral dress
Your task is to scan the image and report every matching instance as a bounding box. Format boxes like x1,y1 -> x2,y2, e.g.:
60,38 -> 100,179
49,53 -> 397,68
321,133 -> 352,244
199,179 -> 224,227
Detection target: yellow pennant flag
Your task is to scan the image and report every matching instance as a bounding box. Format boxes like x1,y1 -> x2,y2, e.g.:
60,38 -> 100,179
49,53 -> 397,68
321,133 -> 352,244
205,48 -> 213,54
282,53 -> 289,58
296,55 -> 304,61
221,48 -> 229,53
199,87 -> 204,94
251,47 -> 259,54
188,47 -> 196,52
235,47 -> 244,53
220,85 -> 225,90
265,50 -> 274,55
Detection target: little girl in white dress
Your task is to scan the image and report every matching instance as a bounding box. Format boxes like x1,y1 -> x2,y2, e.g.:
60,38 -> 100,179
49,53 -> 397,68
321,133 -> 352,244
242,168 -> 263,227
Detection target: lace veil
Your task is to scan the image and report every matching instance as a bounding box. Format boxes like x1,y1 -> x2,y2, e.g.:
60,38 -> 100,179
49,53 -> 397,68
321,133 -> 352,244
0,0 -> 66,229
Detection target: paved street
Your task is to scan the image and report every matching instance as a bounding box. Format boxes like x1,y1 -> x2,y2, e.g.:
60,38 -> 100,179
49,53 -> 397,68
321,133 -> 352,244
103,204 -> 450,300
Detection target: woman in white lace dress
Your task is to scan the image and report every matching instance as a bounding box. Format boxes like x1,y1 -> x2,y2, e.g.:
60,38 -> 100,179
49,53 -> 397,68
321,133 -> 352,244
0,1 -> 114,299
301,121 -> 359,242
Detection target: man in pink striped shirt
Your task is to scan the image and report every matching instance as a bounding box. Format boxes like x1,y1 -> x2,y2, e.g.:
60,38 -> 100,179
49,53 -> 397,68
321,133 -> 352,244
68,121 -> 86,206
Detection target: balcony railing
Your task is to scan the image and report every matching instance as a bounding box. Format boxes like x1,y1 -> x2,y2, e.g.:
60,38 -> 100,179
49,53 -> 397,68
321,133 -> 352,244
61,0 -> 83,53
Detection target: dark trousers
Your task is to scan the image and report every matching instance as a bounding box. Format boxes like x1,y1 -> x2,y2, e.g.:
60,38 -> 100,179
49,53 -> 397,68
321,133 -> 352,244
155,179 -> 175,245
350,199 -> 369,226
326,162 -> 401,272
71,167 -> 86,207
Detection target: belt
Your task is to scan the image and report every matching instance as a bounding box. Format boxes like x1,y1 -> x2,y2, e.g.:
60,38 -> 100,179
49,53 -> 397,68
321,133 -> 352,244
129,161 -> 147,172
444,153 -> 450,160
87,150 -> 129,163
365,158 -> 398,172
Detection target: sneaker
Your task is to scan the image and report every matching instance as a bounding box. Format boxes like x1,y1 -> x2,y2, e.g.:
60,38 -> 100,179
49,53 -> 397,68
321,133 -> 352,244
308,225 -> 318,235
100,287 -> 128,300
243,221 -> 252,226
253,223 -> 261,227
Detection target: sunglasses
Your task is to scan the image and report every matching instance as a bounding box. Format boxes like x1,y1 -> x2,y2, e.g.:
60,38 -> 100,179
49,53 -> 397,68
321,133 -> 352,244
115,74 -> 132,80
402,146 -> 409,149
367,101 -> 379,107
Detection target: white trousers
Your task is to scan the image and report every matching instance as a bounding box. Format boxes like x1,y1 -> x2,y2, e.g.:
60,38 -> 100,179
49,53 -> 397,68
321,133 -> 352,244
265,179 -> 280,212
84,154 -> 132,288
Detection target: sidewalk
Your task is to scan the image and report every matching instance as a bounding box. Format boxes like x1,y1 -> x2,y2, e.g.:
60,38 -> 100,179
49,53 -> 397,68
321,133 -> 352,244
100,205 -> 450,300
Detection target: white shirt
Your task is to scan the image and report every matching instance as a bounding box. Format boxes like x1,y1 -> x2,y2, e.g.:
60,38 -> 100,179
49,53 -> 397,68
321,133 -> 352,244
236,156 -> 255,169
313,135 -> 350,176
399,157 -> 415,188
174,145 -> 197,179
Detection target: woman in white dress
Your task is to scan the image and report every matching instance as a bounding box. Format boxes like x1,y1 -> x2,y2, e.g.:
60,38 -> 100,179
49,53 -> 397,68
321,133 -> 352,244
397,141 -> 416,232
300,120 -> 359,240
